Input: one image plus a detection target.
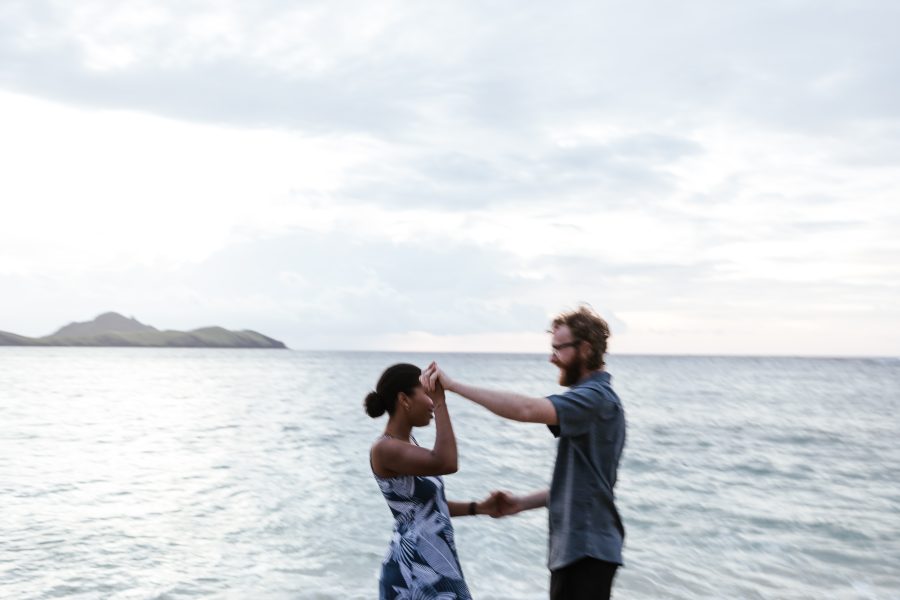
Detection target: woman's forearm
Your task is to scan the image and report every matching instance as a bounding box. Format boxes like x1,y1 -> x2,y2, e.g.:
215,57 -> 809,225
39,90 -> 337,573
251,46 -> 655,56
431,400 -> 458,473
447,500 -> 479,517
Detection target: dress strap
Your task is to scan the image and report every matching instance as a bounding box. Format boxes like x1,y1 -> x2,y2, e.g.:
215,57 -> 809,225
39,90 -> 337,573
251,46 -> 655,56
382,432 -> 417,445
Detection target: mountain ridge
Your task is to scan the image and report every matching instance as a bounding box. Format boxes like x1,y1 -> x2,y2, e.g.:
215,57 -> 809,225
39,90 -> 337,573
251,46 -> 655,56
51,312 -> 158,338
0,313 -> 287,349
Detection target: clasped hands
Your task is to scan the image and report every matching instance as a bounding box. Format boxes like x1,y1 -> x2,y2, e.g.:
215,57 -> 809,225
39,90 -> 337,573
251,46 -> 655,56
420,361 -> 451,394
477,490 -> 524,518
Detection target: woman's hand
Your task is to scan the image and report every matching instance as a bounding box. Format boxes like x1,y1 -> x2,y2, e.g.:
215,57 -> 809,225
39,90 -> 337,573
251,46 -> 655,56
420,362 -> 446,403
429,379 -> 446,404
476,491 -> 503,517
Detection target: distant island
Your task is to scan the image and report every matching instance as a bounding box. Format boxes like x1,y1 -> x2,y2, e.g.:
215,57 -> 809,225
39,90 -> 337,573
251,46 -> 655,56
0,312 -> 287,349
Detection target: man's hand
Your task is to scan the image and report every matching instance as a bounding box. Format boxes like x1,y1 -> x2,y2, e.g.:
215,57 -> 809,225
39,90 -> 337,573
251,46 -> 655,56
494,490 -> 526,517
422,361 -> 456,394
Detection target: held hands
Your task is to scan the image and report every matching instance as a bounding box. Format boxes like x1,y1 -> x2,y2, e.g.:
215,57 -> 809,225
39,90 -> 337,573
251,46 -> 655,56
477,490 -> 524,518
495,490 -> 525,517
419,362 -> 445,403
421,361 -> 455,395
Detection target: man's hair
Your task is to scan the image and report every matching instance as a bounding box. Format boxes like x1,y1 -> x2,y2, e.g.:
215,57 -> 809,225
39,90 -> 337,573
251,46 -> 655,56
551,305 -> 610,370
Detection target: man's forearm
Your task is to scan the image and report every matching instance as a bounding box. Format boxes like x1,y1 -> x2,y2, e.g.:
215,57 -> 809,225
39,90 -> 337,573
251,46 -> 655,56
448,381 -> 545,422
520,489 -> 549,511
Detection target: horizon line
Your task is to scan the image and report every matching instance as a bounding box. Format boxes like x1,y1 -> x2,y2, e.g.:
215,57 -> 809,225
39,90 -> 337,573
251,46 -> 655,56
2,346 -> 896,360
285,349 -> 899,360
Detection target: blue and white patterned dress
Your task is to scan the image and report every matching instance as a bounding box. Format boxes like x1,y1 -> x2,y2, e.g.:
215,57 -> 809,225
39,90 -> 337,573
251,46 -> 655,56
373,439 -> 472,599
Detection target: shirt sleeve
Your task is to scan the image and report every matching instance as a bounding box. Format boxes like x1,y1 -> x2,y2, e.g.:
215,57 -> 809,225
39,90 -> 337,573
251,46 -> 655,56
547,383 -> 619,438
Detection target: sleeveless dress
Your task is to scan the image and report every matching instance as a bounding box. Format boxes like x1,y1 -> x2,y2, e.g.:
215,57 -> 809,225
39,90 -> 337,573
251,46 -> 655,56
373,438 -> 473,599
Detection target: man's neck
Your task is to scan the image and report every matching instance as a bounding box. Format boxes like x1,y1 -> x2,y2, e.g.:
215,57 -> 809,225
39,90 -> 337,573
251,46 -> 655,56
575,368 -> 604,385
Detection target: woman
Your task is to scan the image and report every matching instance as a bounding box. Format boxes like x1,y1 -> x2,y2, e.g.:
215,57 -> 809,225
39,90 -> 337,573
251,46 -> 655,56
366,362 -> 494,599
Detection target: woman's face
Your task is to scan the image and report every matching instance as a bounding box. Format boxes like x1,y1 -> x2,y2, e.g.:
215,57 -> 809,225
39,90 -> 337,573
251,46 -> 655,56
402,385 -> 435,427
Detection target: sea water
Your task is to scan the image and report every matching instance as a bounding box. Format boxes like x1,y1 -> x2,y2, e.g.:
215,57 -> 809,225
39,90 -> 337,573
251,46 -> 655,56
1,348 -> 898,599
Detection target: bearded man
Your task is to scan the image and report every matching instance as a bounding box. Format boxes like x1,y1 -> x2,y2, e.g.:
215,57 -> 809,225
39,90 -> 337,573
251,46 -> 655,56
422,306 -> 626,600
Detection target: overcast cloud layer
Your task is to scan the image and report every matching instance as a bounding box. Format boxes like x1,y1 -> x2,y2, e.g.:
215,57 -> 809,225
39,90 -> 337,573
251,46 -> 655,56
1,0 -> 898,355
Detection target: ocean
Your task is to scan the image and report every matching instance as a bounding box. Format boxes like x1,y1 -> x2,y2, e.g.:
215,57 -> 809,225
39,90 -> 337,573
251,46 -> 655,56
1,348 -> 898,599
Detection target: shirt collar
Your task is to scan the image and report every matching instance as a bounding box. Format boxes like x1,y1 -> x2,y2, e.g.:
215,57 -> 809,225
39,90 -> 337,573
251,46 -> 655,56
575,370 -> 610,387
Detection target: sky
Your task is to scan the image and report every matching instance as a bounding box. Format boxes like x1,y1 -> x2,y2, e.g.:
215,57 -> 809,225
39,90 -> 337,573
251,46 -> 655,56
1,0 -> 898,356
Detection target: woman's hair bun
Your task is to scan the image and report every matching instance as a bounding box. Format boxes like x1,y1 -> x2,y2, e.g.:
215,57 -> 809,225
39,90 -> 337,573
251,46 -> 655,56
364,364 -> 421,419
364,390 -> 386,418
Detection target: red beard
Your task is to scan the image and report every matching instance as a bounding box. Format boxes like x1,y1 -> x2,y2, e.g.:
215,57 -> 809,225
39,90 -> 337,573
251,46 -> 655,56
558,354 -> 584,387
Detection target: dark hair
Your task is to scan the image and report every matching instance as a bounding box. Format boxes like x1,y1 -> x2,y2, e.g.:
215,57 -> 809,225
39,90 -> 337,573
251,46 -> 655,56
364,363 -> 422,418
550,305 -> 611,369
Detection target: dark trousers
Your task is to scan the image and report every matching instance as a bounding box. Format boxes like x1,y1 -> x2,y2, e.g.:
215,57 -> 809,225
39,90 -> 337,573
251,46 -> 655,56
550,557 -> 618,600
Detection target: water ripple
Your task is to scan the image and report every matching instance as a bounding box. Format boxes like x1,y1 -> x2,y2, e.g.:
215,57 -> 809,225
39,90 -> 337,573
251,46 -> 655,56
1,349 -> 898,599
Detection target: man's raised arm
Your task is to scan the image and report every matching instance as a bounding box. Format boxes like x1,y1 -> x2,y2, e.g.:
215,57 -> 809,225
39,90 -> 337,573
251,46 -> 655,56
422,363 -> 558,425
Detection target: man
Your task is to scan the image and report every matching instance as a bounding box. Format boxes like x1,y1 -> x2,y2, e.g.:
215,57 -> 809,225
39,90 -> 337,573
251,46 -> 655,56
422,306 -> 626,600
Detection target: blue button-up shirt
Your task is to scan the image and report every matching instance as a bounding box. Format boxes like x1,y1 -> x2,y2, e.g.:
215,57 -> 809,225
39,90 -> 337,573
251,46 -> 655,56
546,371 -> 626,569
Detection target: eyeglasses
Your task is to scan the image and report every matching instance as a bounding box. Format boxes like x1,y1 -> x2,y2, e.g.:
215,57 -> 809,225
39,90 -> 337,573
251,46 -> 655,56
551,340 -> 581,356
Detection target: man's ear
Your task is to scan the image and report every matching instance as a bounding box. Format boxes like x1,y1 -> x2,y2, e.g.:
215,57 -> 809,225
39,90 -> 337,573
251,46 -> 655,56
579,340 -> 594,364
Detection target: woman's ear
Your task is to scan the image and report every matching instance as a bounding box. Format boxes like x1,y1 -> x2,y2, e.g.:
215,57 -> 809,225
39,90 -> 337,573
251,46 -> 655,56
398,392 -> 410,413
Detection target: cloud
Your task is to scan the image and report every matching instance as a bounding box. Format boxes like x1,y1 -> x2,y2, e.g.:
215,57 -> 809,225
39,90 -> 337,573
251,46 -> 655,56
0,2 -> 428,133
340,132 -> 703,212
3,0 -> 900,137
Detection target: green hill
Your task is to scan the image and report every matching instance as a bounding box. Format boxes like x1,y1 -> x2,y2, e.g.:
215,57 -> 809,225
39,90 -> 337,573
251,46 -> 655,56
0,313 -> 287,349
